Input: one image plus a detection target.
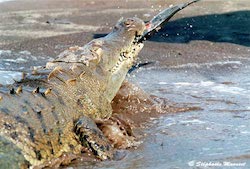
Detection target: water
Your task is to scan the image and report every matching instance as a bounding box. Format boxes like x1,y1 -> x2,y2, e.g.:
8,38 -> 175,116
1,50 -> 250,168
80,59 -> 250,169
0,70 -> 23,84
0,50 -> 53,85
0,0 -> 13,3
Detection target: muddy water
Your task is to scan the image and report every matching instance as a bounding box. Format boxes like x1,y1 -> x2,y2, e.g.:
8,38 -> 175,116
127,63 -> 250,169
67,59 -> 250,169
1,51 -> 250,168
1,49 -> 250,168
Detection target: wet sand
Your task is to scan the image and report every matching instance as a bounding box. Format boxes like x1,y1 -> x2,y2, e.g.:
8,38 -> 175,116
0,0 -> 250,168
0,0 -> 249,66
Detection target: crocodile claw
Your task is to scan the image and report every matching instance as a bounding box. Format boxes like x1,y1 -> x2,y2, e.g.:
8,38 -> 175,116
74,116 -> 114,160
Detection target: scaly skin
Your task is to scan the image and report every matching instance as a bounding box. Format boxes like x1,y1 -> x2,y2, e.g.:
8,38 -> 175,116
0,17 -> 145,168
46,17 -> 145,102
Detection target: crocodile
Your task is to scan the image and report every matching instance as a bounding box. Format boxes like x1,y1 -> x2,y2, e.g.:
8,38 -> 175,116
0,1 -> 200,168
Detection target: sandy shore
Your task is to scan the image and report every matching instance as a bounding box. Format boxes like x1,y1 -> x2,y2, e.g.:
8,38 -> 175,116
0,0 -> 249,69
0,0 -> 250,168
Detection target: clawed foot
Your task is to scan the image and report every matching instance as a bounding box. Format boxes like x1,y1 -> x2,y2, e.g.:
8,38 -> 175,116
74,116 -> 114,160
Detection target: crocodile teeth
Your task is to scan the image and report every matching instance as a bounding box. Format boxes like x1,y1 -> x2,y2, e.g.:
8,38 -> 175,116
119,57 -> 123,62
111,63 -> 120,73
117,60 -> 122,66
121,52 -> 127,59
110,52 -> 129,73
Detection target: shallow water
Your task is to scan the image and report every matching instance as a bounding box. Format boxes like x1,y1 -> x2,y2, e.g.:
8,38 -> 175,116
1,50 -> 250,168
0,49 -> 53,85
126,63 -> 250,169
0,0 -> 12,3
0,70 -> 23,84
70,59 -> 250,169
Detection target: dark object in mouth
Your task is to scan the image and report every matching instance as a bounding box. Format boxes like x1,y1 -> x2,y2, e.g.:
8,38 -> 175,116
138,0 -> 200,43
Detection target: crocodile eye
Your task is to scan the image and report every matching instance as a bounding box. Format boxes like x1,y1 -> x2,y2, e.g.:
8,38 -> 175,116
114,25 -> 119,30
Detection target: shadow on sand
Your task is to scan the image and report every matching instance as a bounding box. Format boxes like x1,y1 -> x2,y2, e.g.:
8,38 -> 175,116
94,11 -> 250,47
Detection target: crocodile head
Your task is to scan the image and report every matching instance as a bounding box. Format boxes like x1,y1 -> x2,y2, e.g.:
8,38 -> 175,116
46,17 -> 145,103
102,17 -> 145,73
98,17 -> 146,102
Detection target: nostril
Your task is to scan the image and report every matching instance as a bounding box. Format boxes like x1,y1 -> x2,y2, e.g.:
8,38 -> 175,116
125,18 -> 134,25
124,21 -> 131,25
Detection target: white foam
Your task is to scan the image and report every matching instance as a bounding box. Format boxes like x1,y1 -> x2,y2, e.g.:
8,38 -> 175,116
158,81 -> 167,85
169,61 -> 242,69
212,85 -> 245,95
0,71 -> 23,85
162,118 -> 176,126
240,131 -> 250,134
174,81 -> 247,96
19,50 -> 31,55
174,81 -> 215,87
3,58 -> 28,63
174,82 -> 192,86
202,147 -> 211,151
200,81 -> 215,86
179,119 -> 206,124
0,0 -> 13,3
207,152 -> 224,156
0,50 -> 11,55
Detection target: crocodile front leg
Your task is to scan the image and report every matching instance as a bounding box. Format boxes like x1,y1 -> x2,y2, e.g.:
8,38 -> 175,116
74,116 -> 114,160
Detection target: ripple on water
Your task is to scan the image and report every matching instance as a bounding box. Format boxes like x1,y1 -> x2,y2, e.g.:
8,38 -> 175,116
0,71 -> 23,85
0,49 -> 54,71
123,64 -> 250,169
